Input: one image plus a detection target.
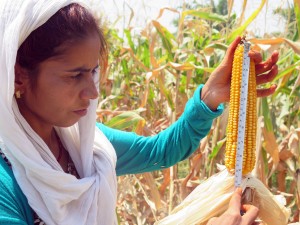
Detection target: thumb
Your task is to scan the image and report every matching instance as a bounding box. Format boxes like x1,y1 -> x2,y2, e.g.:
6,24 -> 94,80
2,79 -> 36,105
228,187 -> 243,212
222,36 -> 242,65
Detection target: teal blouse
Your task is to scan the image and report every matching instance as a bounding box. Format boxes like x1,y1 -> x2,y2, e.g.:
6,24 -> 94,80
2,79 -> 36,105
0,85 -> 223,224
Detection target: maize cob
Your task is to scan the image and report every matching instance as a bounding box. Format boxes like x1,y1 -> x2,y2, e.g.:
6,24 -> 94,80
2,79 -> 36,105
225,40 -> 257,175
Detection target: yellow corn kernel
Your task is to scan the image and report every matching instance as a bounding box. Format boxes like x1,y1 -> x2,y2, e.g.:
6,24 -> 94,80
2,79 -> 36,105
225,41 -> 257,175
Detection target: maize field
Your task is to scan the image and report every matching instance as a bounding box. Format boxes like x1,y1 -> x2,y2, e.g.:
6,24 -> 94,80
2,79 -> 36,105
96,0 -> 300,224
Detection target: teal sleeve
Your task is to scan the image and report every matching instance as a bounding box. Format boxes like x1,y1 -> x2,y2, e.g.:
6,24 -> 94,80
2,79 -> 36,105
0,157 -> 34,225
97,85 -> 224,176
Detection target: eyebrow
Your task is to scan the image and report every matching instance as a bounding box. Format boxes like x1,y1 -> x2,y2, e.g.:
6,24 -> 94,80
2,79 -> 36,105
65,64 -> 99,73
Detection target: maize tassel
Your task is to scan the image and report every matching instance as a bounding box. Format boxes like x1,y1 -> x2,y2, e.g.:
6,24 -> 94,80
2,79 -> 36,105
225,40 -> 257,175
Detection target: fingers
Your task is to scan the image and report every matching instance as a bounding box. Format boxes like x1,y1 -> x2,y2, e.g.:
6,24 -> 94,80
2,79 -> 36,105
255,51 -> 279,75
241,204 -> 259,224
255,61 -> 277,98
222,36 -> 242,66
248,51 -> 262,64
228,187 -> 243,212
256,64 -> 278,85
231,189 -> 259,225
227,36 -> 242,57
252,51 -> 278,99
207,188 -> 259,225
257,84 -> 277,98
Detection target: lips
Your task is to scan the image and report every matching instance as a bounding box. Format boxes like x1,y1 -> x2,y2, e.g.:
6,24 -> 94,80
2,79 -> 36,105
73,108 -> 88,116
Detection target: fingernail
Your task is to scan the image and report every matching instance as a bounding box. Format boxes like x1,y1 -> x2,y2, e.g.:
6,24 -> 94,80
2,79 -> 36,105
240,210 -> 245,216
273,51 -> 279,57
235,187 -> 242,193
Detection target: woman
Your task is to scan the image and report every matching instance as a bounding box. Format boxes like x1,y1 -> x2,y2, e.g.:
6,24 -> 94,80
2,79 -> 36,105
0,0 -> 278,224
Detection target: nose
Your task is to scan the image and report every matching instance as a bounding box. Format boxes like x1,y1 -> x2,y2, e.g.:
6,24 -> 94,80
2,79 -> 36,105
80,75 -> 98,100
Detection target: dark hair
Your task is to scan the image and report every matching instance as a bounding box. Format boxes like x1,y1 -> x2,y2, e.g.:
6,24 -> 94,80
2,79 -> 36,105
16,3 -> 108,78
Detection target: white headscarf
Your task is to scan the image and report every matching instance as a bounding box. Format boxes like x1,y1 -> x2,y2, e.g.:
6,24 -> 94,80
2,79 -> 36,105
0,1 -> 118,224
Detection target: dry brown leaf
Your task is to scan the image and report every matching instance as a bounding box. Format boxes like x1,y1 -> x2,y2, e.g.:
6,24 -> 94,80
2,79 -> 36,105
143,173 -> 162,211
286,158 -> 296,173
227,0 -> 234,18
287,180 -> 296,205
238,0 -> 248,26
295,169 -> 300,217
190,153 -> 203,177
180,172 -> 193,200
186,70 -> 192,91
156,7 -> 179,21
253,116 -> 266,183
168,62 -> 194,71
262,127 -> 280,177
277,162 -> 287,192
135,119 -> 146,135
290,67 -> 300,97
159,169 -> 170,196
279,132 -> 294,161
150,27 -> 159,69
289,129 -> 299,158
249,38 -> 300,54
279,123 -> 290,136
251,44 -> 262,52
203,47 -> 214,56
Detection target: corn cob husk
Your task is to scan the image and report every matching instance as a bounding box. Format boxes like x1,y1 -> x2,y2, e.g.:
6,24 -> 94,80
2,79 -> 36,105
155,168 -> 290,225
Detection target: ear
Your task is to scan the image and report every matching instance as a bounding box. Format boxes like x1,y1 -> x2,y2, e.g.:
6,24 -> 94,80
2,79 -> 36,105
14,63 -> 30,94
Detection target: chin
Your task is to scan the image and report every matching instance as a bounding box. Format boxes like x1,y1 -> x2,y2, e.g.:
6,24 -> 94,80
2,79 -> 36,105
56,120 -> 80,128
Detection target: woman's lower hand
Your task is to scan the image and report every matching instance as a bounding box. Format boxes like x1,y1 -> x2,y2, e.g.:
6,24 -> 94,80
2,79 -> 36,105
207,188 -> 259,225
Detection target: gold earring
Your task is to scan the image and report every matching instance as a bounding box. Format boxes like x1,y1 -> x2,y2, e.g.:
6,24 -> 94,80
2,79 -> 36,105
15,90 -> 21,99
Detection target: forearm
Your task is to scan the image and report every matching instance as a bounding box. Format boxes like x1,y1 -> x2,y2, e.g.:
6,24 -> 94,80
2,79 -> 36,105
98,85 -> 223,176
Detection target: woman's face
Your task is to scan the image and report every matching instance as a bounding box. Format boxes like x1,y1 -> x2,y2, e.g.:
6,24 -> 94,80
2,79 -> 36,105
17,34 -> 100,128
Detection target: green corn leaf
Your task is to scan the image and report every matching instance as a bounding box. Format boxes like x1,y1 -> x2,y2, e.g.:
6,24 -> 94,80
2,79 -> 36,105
121,59 -> 130,76
262,98 -> 273,132
274,60 -> 300,82
228,0 -> 267,43
294,0 -> 300,41
209,138 -> 226,159
124,29 -> 135,53
104,111 -> 145,130
152,20 -> 175,61
205,43 -> 228,51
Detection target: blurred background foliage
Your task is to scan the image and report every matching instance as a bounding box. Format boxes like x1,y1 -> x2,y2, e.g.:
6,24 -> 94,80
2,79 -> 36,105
96,0 -> 300,224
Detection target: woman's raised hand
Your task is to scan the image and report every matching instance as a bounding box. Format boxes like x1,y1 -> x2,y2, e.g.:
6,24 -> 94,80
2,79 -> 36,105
201,36 -> 278,111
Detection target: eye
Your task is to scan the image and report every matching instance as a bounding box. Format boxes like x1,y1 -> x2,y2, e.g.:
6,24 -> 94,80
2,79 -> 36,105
70,73 -> 82,79
92,67 -> 100,76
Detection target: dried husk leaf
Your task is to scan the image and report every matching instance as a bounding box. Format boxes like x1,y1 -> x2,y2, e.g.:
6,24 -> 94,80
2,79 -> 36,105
155,169 -> 290,225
